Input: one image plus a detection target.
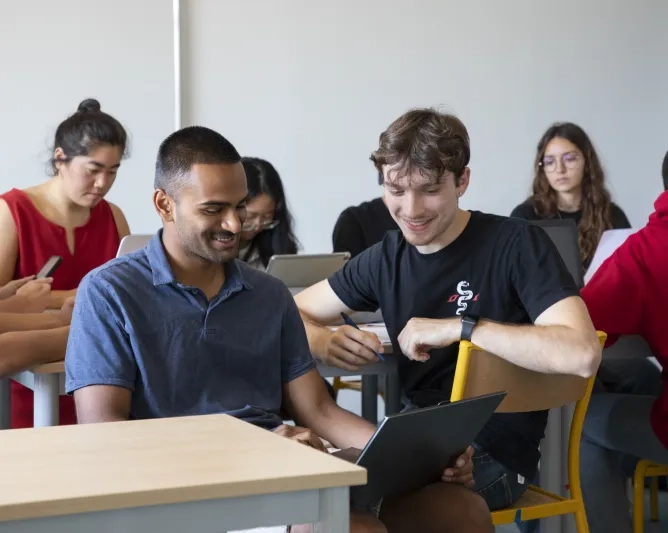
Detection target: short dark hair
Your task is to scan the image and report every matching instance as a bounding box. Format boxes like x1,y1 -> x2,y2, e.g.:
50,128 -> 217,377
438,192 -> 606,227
370,108 -> 470,185
51,98 -> 128,174
662,149 -> 668,191
154,126 -> 241,195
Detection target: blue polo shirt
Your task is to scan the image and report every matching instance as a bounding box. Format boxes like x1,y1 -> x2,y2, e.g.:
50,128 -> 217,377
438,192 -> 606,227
65,231 -> 316,429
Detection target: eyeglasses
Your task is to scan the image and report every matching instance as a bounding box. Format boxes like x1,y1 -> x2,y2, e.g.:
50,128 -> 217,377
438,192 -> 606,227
540,152 -> 581,173
241,219 -> 280,232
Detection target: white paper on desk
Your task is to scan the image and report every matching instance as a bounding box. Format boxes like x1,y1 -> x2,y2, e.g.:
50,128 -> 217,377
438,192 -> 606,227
331,322 -> 390,344
584,229 -> 636,284
360,322 -> 391,344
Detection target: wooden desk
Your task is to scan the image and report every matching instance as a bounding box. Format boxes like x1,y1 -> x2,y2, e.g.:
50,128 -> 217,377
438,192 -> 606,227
0,414 -> 365,532
0,361 -> 65,429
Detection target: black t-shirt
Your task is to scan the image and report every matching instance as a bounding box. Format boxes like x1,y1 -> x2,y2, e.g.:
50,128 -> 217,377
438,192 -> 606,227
332,197 -> 399,258
328,211 -> 580,479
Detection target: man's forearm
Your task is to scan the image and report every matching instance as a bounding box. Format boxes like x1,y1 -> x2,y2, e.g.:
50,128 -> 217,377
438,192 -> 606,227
300,311 -> 332,362
0,326 -> 69,377
311,401 -> 376,450
0,312 -> 65,334
470,319 -> 601,378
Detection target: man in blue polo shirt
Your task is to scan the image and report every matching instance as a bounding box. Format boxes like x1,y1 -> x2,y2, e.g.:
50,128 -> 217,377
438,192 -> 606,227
65,126 -> 491,533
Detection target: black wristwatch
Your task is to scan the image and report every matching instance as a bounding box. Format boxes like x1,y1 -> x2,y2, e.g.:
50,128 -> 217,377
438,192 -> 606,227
460,315 -> 479,342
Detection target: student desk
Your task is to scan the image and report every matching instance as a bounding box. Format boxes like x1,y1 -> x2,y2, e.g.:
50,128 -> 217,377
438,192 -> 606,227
0,361 -> 64,429
0,413 -> 365,533
317,354 -> 401,423
0,355 -> 403,430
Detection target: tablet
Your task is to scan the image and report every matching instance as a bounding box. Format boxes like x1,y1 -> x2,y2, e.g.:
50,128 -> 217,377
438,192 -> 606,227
333,391 -> 506,507
265,253 -> 350,289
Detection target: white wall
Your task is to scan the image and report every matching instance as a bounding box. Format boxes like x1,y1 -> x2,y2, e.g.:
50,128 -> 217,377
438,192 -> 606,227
0,0 -> 175,234
183,0 -> 668,253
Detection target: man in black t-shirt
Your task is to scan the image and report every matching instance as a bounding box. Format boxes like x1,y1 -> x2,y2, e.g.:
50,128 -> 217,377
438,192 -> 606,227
295,108 -> 602,520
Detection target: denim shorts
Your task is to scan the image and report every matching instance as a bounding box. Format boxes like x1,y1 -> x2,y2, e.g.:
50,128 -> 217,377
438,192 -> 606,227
472,442 -> 528,510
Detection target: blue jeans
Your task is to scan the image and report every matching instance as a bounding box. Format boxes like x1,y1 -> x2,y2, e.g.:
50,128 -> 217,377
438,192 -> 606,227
521,358 -> 663,533
580,394 -> 668,533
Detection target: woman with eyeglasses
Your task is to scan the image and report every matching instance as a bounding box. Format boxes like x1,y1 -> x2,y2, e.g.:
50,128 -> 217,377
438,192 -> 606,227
511,124 -> 657,533
239,157 -> 299,269
510,122 -> 630,271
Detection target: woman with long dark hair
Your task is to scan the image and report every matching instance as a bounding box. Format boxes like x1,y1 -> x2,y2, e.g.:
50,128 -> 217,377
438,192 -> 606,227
239,157 -> 299,269
511,122 -> 630,270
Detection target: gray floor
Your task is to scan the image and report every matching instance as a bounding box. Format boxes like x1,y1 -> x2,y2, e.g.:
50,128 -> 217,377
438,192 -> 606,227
496,488 -> 668,532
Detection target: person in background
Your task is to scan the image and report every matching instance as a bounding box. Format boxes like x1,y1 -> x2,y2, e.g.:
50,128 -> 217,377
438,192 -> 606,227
65,125 -> 485,533
578,159 -> 668,533
239,157 -> 337,402
332,173 -> 399,258
510,122 -> 630,271
238,157 -> 299,269
0,98 -> 131,428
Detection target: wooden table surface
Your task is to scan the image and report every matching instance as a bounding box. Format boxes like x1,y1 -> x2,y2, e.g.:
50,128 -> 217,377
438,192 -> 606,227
0,414 -> 366,522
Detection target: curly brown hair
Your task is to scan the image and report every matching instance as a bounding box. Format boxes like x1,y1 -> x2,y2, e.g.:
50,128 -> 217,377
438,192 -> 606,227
370,108 -> 470,185
531,122 -> 612,266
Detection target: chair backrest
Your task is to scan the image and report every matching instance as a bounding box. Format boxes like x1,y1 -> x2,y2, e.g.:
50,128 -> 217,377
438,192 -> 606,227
529,219 -> 584,288
116,234 -> 152,257
451,332 -> 607,413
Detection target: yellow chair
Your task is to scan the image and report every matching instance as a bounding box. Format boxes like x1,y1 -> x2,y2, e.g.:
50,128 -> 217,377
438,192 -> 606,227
450,332 -> 607,532
633,460 -> 668,532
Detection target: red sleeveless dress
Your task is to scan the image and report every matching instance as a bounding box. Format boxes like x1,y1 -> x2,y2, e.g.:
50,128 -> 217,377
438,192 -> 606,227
1,188 -> 121,428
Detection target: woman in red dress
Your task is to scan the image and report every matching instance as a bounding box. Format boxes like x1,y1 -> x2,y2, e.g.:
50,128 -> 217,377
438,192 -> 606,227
0,98 -> 131,428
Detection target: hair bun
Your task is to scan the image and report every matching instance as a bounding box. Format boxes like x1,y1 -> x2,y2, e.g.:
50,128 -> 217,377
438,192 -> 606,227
77,99 -> 101,113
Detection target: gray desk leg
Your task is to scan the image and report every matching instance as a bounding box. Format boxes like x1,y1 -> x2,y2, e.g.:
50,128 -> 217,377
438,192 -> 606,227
33,374 -> 59,427
361,375 -> 378,423
384,374 -> 401,415
314,486 -> 349,533
0,378 -> 10,429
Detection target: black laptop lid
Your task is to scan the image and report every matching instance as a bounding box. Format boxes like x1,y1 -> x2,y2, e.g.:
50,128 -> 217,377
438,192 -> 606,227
347,391 -> 506,506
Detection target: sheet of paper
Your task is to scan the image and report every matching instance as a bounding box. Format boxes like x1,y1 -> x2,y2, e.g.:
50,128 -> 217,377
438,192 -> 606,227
584,228 -> 636,284
331,322 -> 390,344
359,322 -> 391,344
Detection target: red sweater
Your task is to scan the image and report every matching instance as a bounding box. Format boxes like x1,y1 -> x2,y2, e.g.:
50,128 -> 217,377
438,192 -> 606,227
581,191 -> 668,448
1,188 -> 121,428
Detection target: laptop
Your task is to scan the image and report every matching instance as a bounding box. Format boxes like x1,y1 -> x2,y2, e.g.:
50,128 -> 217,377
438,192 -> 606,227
529,219 -> 584,287
265,253 -> 350,293
117,234 -> 152,258
332,391 -> 506,507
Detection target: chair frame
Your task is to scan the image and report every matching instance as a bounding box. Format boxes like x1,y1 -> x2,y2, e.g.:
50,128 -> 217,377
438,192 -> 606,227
633,460 -> 668,532
450,333 -> 607,531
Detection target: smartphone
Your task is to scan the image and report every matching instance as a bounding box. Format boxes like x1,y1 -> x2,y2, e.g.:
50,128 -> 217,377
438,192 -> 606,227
36,256 -> 62,279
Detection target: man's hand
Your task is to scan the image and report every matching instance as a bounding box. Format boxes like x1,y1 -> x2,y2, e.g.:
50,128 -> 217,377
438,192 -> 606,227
322,325 -> 384,371
59,296 -> 76,325
14,278 -> 53,313
0,276 -> 38,300
397,317 -> 460,362
442,445 -> 474,488
273,424 -> 326,451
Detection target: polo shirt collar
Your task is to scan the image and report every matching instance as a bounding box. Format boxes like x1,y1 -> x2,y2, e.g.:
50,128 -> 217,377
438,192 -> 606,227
146,230 -> 253,291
